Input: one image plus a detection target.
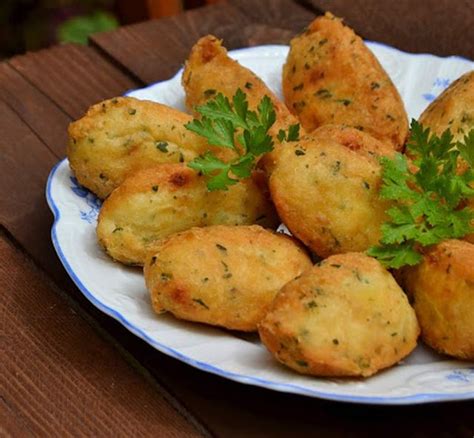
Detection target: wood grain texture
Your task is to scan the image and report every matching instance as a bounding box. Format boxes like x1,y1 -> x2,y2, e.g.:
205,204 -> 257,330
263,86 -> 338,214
91,0 -> 315,85
0,100 -> 59,269
0,63 -> 70,158
303,0 -> 474,59
232,0 -> 314,31
9,44 -> 139,120
241,24 -> 296,46
0,233 -> 204,437
0,397 -> 34,437
91,2 -> 249,84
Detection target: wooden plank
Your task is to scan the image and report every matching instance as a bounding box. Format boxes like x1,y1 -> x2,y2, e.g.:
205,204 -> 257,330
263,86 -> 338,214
240,24 -> 296,46
0,63 -> 70,158
303,0 -> 474,59
9,44 -> 140,120
0,233 -> 204,437
0,397 -> 34,437
90,2 -> 249,84
90,0 -> 315,85
0,100 -> 60,271
232,0 -> 315,31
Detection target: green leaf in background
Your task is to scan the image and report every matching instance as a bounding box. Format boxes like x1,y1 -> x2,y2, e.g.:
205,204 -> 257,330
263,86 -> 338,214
57,11 -> 118,45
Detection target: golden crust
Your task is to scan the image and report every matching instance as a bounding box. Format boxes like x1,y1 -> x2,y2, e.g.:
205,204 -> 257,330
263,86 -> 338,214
182,35 -> 300,139
144,225 -> 312,331
402,240 -> 474,360
282,13 -> 408,150
97,164 -> 279,265
310,124 -> 395,159
67,96 -> 228,199
268,133 -> 391,257
419,71 -> 474,142
258,253 -> 419,377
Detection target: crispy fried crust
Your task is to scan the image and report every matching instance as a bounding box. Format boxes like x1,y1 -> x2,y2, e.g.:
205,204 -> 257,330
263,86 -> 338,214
419,71 -> 474,142
144,225 -> 312,331
268,133 -> 391,257
259,253 -> 419,377
282,13 -> 408,150
97,164 -> 279,265
263,124 -> 394,175
402,240 -> 474,360
68,96 -> 228,199
310,124 -> 395,159
182,35 -> 300,139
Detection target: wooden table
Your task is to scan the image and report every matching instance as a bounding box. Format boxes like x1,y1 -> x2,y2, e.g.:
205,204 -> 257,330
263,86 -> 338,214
1,0 -> 473,436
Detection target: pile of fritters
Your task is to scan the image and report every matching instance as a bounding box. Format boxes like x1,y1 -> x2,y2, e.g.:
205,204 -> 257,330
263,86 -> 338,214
67,12 -> 474,378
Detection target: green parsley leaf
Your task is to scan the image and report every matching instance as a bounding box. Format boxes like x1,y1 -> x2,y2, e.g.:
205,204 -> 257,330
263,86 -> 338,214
457,130 -> 474,167
185,118 -> 235,149
277,124 -> 301,143
185,89 -> 299,190
367,242 -> 422,269
230,154 -> 255,178
369,120 -> 474,269
187,151 -> 239,191
277,129 -> 286,143
286,124 -> 301,141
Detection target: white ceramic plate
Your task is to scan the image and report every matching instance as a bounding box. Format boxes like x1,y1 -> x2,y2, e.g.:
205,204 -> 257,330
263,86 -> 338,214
47,43 -> 474,404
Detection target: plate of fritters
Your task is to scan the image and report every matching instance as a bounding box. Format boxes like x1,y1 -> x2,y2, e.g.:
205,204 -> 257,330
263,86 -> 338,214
48,14 -> 474,404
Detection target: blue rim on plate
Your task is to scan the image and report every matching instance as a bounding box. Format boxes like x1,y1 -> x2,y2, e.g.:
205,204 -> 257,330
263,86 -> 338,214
47,42 -> 474,405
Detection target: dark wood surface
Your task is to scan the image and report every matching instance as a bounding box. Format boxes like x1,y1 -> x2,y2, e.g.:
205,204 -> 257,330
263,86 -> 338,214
1,0 -> 473,436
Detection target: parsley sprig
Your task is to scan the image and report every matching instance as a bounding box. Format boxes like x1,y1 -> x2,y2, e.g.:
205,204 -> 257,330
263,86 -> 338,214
185,89 -> 300,190
368,120 -> 474,269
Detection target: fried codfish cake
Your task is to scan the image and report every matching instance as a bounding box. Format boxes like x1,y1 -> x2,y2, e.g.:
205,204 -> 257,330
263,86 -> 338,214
182,35 -> 300,139
264,124 -> 394,175
282,13 -> 408,150
97,164 -> 279,265
259,253 -> 419,377
311,124 -> 395,158
268,131 -> 391,258
402,240 -> 474,360
419,71 -> 474,142
68,96 -> 229,199
144,225 -> 312,331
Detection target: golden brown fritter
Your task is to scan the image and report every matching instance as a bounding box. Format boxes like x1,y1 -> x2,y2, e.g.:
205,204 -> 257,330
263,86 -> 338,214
268,133 -> 391,258
282,13 -> 408,150
97,164 -> 279,266
144,225 -> 312,331
402,240 -> 474,360
68,96 -> 229,199
259,253 -> 419,377
182,35 -> 300,139
263,124 -> 394,175
419,71 -> 474,142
